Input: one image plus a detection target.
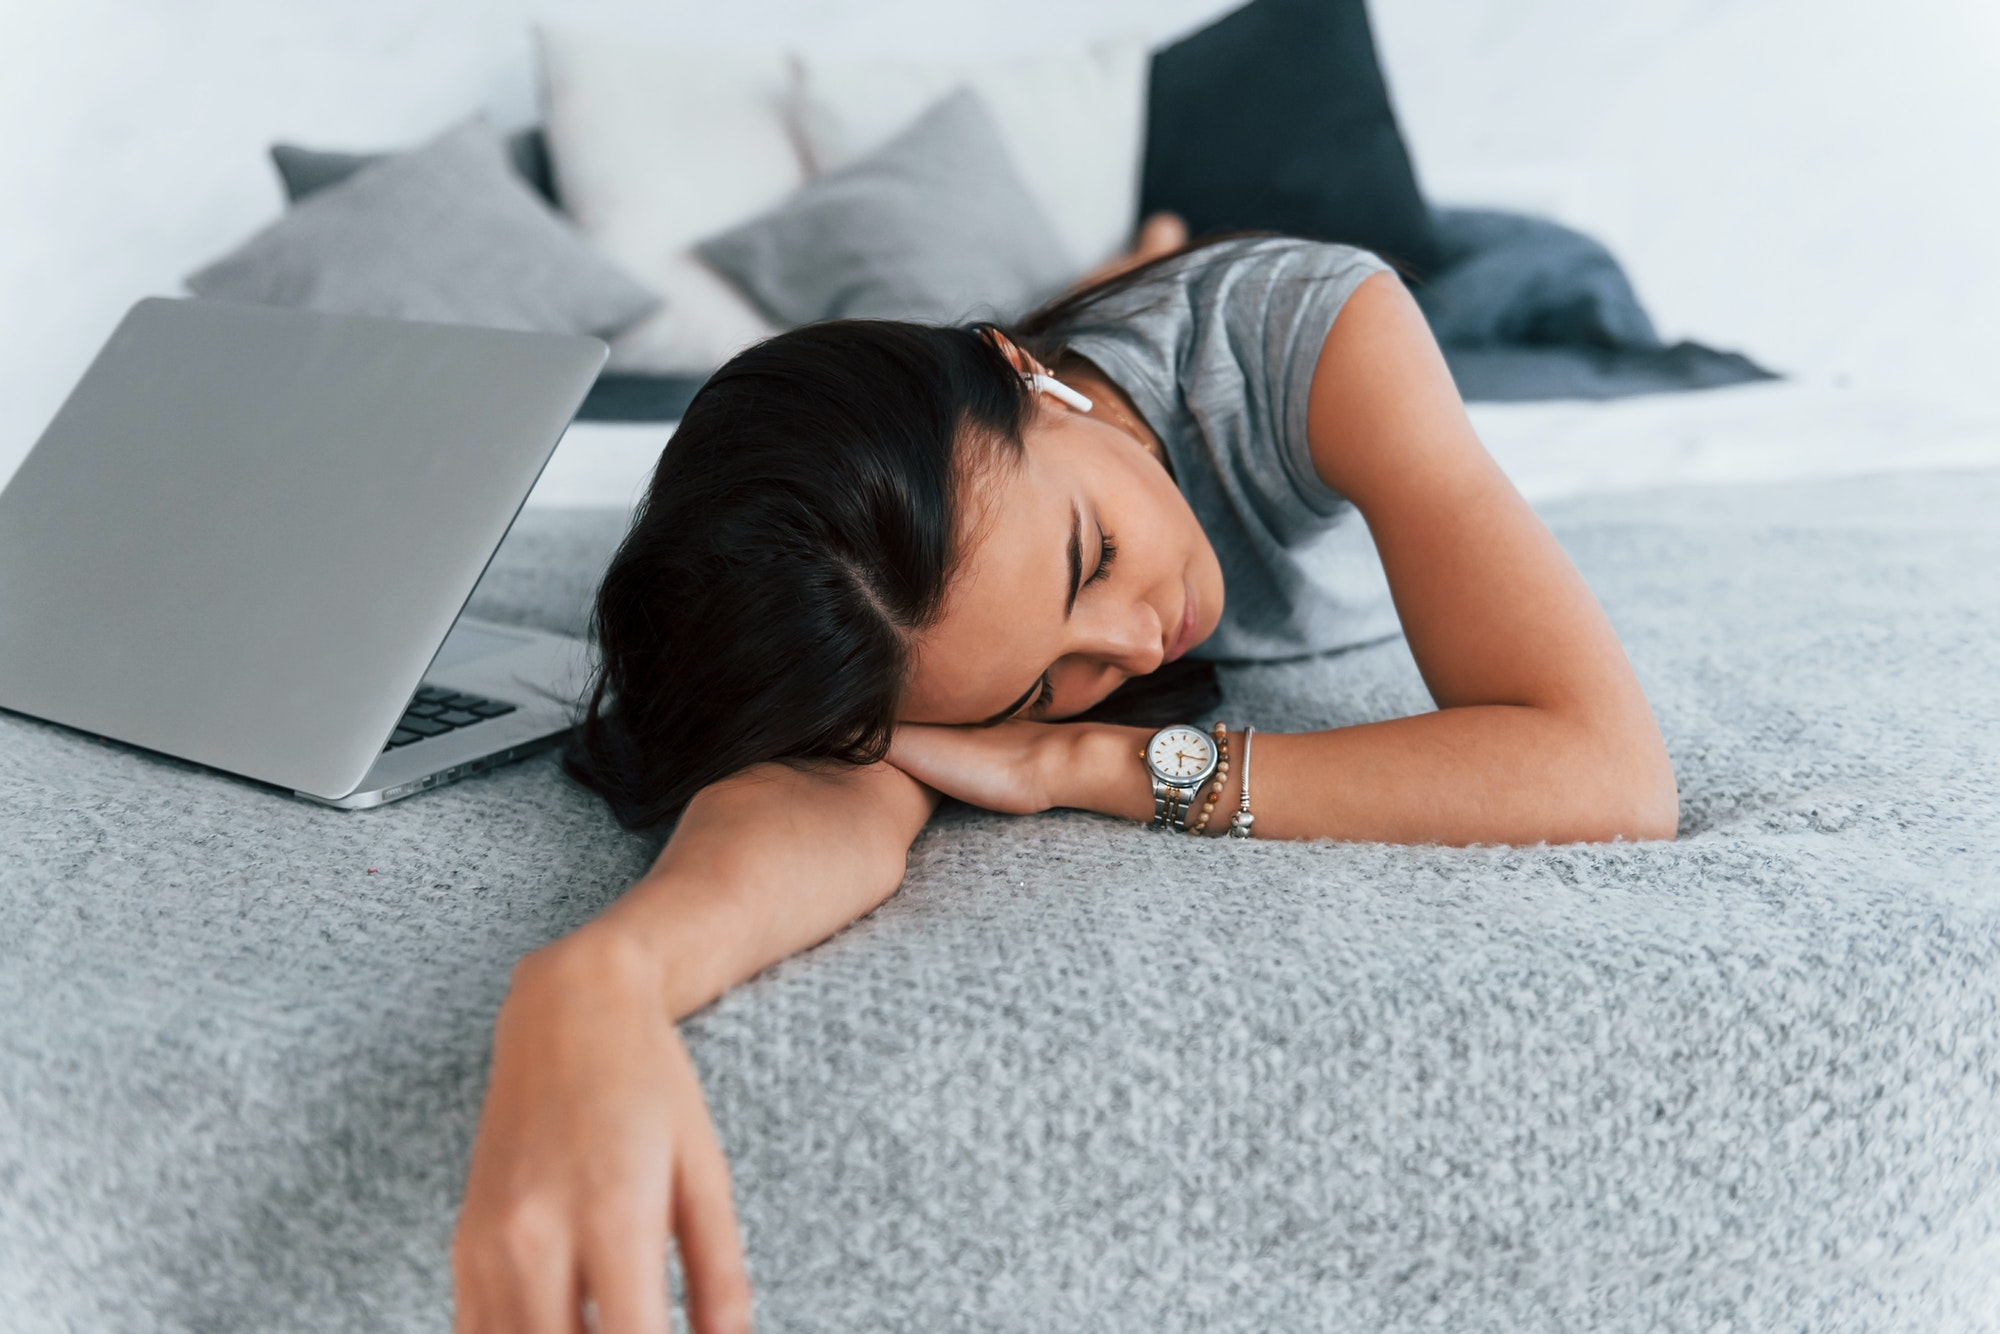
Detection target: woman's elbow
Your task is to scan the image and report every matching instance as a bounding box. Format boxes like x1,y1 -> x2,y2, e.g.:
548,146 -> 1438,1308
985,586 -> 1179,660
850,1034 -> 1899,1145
1593,741 -> 1681,843
1620,779 -> 1681,843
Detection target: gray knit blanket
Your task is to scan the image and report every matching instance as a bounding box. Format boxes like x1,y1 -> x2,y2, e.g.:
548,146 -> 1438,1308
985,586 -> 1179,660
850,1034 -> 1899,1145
3,466 -> 1997,1332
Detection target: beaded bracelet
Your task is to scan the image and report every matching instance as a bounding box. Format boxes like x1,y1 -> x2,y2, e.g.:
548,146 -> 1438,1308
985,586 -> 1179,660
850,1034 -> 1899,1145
1187,721 -> 1231,836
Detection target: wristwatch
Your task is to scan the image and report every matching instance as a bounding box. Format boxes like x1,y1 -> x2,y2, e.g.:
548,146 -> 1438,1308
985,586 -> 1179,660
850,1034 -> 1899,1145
1141,723 -> 1219,831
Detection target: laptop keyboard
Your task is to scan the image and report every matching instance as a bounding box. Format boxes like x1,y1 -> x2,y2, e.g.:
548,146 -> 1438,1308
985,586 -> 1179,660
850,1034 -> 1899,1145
384,684 -> 517,752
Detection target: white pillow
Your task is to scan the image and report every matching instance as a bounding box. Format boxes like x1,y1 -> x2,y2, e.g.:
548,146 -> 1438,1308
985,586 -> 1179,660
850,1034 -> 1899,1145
790,37 -> 1152,274
534,24 -> 806,373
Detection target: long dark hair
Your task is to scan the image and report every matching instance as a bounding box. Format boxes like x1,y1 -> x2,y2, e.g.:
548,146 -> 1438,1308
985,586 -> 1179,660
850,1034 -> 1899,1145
565,237 -> 1298,831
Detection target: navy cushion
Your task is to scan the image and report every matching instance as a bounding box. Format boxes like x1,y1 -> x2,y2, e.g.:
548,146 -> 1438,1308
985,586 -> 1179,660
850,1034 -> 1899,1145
1140,0 -> 1444,278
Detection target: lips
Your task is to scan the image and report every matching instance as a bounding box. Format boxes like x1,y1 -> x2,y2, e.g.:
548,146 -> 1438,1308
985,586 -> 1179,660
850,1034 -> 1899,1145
1165,577 -> 1197,663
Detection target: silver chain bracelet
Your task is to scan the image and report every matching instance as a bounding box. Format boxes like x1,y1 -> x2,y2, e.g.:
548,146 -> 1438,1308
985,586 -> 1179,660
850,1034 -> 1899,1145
1228,725 -> 1256,838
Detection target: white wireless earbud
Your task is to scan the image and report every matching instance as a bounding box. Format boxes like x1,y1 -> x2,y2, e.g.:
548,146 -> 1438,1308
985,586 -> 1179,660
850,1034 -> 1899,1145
1023,372 -> 1093,414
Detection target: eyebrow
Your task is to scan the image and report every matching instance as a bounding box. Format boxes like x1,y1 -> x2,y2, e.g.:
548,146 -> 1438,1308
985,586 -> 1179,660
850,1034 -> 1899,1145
976,503 -> 1084,727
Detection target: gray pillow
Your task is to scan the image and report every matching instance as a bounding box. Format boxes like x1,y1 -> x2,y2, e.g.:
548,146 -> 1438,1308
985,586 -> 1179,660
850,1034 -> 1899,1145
186,117 -> 658,338
698,86 -> 1073,325
270,127 -> 557,206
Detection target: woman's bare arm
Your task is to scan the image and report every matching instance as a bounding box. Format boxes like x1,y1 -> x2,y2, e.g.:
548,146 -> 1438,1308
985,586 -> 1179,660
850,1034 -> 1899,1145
1280,267 -> 1678,841
453,759 -> 939,1334
589,757 -> 942,1020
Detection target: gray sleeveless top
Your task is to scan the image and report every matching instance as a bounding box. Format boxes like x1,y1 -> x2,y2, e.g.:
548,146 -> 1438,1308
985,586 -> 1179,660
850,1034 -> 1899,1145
1058,236 -> 1402,662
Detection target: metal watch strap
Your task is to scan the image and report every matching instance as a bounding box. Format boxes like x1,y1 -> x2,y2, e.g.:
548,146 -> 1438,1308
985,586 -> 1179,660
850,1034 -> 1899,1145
1151,776 -> 1195,831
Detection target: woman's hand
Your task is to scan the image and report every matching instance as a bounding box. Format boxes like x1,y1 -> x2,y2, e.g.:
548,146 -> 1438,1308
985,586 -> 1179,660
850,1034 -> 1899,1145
886,719 -> 1084,815
453,927 -> 753,1334
887,719 -> 1152,820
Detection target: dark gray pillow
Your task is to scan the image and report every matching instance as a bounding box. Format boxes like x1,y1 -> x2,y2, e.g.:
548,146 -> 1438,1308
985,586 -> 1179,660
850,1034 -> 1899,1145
1141,0 -> 1445,278
186,117 -> 658,338
698,87 -> 1072,325
271,127 -> 557,206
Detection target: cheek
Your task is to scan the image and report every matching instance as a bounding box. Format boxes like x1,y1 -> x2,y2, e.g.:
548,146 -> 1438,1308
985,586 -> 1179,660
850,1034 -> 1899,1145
1136,464 -> 1208,570
1132,467 -> 1223,621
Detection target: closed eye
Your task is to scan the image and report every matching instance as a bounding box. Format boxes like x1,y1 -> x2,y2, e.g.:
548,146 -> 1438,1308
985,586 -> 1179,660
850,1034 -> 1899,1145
1018,531 -> 1117,721
1086,531 -> 1117,588
1016,528 -> 1112,724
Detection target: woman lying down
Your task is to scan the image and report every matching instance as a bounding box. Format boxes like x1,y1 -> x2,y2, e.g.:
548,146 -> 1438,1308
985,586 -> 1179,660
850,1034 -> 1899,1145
449,224 -> 1681,1332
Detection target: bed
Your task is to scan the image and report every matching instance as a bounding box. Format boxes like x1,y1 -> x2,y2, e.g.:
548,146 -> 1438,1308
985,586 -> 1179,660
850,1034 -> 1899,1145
4,368 -> 1999,1330
533,372 -> 2000,511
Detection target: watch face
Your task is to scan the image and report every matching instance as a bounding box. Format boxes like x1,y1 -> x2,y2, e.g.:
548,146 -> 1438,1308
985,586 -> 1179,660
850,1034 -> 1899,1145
1147,724 -> 1217,784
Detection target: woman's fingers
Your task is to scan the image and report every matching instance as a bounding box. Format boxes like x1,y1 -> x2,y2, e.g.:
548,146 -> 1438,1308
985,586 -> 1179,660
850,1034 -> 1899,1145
578,1200 -> 672,1334
453,938 -> 753,1334
501,1217 -> 586,1334
576,1026 -> 751,1334
669,1099 -> 754,1334
453,1205 -> 584,1334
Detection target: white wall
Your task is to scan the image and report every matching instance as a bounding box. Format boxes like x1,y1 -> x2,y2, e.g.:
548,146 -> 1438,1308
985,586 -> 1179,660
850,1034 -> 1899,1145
1374,0 -> 2000,419
5,0 -> 1997,487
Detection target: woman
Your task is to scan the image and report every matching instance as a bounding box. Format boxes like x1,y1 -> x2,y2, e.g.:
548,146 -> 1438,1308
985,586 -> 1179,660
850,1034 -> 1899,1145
450,222 -> 1680,1333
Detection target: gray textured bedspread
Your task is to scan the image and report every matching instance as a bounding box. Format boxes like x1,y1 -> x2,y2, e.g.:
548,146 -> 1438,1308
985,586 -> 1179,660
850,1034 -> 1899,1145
3,467 -> 1998,1331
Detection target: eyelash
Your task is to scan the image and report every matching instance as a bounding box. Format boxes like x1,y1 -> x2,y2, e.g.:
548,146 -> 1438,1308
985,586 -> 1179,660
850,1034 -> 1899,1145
1027,531 -> 1118,717
1086,532 -> 1118,587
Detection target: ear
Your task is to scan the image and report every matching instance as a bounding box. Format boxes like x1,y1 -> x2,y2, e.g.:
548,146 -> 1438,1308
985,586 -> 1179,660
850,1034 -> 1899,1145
979,327 -> 1051,379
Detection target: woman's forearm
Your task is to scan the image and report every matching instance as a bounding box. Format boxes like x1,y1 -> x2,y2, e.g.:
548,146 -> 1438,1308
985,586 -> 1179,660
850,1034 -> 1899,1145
570,759 -> 941,1021
1063,705 -> 1678,846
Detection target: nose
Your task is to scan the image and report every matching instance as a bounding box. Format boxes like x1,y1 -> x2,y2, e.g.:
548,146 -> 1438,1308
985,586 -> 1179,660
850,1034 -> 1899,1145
1070,595 -> 1166,679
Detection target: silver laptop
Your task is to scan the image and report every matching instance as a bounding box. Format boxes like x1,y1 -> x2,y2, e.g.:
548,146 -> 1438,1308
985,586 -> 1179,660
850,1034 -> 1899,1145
0,297 -> 610,808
